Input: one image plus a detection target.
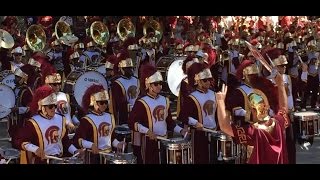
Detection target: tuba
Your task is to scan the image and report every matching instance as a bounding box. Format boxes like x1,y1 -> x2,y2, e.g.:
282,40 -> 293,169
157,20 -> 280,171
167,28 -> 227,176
55,21 -> 78,46
117,18 -> 136,41
143,20 -> 163,43
26,24 -> 46,52
90,21 -> 109,46
55,21 -> 72,40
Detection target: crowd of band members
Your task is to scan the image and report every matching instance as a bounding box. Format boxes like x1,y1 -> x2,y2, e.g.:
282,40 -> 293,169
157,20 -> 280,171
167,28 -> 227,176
0,16 -> 320,164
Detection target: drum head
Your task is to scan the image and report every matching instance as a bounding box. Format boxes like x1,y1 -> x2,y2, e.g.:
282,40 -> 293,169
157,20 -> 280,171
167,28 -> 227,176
0,84 -> 15,119
74,71 -> 108,107
294,111 -> 318,117
0,148 -> 20,159
167,58 -> 186,96
1,72 -> 15,89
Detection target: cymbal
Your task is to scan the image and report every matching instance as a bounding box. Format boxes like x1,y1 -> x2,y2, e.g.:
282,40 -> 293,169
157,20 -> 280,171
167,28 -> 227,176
0,29 -> 14,49
59,34 -> 78,46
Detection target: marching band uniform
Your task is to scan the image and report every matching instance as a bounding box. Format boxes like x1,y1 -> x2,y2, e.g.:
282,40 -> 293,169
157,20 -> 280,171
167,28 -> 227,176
267,48 -> 307,164
47,40 -> 64,78
83,41 -> 100,66
225,60 -> 280,163
9,47 -> 25,72
128,63 -> 184,164
73,84 -> 121,164
302,42 -> 319,109
178,63 -> 217,164
27,58 -> 42,90
219,60 -> 290,164
9,66 -> 33,143
111,50 -> 139,125
13,85 -> 79,164
176,55 -> 198,117
44,71 -> 74,128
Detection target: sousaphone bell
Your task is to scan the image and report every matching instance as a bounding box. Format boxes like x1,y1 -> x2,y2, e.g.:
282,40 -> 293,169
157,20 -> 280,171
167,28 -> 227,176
26,24 -> 46,52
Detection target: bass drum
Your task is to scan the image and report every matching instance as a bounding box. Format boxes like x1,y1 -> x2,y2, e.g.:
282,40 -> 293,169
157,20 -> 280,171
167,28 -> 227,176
63,70 -> 109,107
0,70 -> 16,89
0,84 -> 15,119
156,56 -> 186,97
87,64 -> 106,76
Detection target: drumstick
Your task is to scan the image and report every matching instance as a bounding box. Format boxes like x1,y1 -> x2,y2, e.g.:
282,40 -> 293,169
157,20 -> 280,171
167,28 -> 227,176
86,149 -> 114,157
5,158 -> 12,164
122,138 -> 126,153
45,155 -> 64,161
156,136 -> 171,142
202,127 -> 219,134
72,152 -> 80,158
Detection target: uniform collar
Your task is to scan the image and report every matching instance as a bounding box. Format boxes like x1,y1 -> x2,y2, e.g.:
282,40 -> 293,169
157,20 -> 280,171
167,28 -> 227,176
90,110 -> 103,116
147,92 -> 159,99
196,88 -> 207,94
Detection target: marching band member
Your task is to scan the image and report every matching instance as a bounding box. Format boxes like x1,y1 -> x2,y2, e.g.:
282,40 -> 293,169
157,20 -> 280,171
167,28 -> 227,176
128,63 -> 186,164
73,84 -> 125,164
302,39 -> 319,109
111,50 -> 139,125
225,60 -> 281,163
178,62 -> 218,164
43,64 -> 75,130
266,48 -> 308,164
27,58 -> 42,90
13,85 -> 80,164
176,55 -> 198,117
9,46 -> 25,72
9,66 -> 33,143
47,40 -> 64,78
105,55 -> 120,88
83,41 -> 100,66
74,42 -> 90,69
216,68 -> 290,164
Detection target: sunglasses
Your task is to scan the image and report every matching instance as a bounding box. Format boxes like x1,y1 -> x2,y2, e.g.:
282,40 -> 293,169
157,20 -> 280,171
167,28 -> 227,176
50,83 -> 61,86
45,104 -> 57,109
152,82 -> 163,86
97,101 -> 108,105
278,65 -> 286,68
14,53 -> 22,56
201,79 -> 211,83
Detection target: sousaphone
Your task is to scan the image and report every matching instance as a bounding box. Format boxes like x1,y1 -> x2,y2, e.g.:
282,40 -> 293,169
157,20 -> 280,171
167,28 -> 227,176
143,20 -> 163,43
90,21 -> 109,46
55,21 -> 78,46
117,18 -> 136,41
26,24 -> 46,52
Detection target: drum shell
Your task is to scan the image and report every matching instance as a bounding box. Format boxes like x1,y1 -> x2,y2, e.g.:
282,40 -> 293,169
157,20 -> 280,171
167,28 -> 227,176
161,137 -> 192,164
50,157 -> 84,164
294,112 -> 319,137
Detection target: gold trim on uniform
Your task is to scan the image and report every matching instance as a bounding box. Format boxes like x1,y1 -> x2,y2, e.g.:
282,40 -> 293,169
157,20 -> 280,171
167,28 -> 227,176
188,94 -> 203,124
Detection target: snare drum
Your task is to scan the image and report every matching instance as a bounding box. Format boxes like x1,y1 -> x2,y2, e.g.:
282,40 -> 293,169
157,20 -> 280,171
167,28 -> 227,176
156,56 -> 186,97
106,152 -> 137,164
114,124 -> 131,152
161,137 -> 192,164
294,111 -> 319,137
216,133 -> 241,162
0,70 -> 16,89
63,70 -> 109,107
50,157 -> 84,164
0,84 -> 16,119
0,147 -> 20,164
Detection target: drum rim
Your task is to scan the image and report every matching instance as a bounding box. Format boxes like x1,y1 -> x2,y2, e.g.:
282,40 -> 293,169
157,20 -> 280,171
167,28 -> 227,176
72,70 -> 109,107
0,84 -> 16,119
